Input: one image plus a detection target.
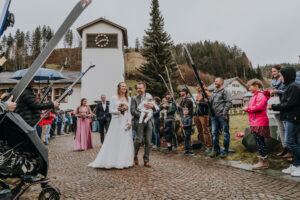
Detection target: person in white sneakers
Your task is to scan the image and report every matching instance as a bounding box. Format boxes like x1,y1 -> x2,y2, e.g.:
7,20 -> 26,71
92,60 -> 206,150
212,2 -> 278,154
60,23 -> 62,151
270,67 -> 300,177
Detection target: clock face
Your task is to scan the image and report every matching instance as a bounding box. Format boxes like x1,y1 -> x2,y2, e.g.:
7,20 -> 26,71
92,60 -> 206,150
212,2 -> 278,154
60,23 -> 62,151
95,34 -> 109,48
86,33 -> 118,48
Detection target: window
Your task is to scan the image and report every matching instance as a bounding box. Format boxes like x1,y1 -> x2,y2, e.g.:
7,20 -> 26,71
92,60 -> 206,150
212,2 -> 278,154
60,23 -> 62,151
54,88 -> 68,103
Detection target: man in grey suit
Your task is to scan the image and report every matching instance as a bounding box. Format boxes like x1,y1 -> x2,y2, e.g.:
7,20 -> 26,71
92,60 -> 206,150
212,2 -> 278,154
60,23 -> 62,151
131,82 -> 157,167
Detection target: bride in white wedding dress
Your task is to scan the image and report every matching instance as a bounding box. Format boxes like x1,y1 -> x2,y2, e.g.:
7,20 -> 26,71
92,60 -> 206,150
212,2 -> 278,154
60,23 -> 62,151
88,82 -> 134,169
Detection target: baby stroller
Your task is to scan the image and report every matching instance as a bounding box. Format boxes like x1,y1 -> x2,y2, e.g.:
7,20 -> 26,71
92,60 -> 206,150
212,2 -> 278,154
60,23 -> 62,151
0,113 -> 60,200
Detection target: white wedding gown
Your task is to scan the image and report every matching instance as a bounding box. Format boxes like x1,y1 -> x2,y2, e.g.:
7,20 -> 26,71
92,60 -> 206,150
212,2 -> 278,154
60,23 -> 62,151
88,95 -> 134,169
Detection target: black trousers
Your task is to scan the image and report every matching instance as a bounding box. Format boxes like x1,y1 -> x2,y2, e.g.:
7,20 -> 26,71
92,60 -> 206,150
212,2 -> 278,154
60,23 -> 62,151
50,123 -> 56,137
57,122 -> 62,135
99,120 -> 110,144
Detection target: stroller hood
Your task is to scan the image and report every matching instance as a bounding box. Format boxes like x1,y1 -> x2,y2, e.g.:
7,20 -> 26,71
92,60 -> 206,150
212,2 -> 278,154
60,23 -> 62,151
0,113 -> 48,176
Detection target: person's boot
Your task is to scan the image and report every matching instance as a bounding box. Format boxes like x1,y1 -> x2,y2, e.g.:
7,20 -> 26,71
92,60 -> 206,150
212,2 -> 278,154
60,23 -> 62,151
283,150 -> 292,158
276,147 -> 288,157
252,156 -> 269,170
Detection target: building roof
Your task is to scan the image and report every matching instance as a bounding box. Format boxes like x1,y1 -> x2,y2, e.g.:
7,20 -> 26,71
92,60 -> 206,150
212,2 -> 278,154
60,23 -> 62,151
0,71 -> 81,85
77,17 -> 128,46
232,92 -> 245,100
207,77 -> 247,91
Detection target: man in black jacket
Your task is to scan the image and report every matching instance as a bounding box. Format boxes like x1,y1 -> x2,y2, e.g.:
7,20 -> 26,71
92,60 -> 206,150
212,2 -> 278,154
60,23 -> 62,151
271,67 -> 300,177
15,80 -> 60,127
96,94 -> 111,144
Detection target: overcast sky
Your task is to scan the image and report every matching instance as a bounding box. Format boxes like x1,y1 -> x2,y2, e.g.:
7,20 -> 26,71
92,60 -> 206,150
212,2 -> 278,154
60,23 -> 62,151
1,0 -> 300,66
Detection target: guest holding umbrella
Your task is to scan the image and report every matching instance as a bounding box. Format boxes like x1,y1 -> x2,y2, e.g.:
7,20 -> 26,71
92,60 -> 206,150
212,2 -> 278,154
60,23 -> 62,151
74,98 -> 93,151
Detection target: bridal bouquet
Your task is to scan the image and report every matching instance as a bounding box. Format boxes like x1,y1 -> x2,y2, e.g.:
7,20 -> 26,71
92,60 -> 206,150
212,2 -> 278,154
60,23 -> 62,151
118,103 -> 128,115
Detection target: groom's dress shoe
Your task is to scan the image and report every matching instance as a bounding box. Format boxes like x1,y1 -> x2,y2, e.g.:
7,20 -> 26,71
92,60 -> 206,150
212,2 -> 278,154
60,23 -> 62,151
144,162 -> 151,168
134,157 -> 139,165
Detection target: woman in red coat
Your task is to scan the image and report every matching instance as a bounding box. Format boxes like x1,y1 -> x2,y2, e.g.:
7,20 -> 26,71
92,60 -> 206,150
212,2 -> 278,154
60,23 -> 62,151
243,79 -> 270,170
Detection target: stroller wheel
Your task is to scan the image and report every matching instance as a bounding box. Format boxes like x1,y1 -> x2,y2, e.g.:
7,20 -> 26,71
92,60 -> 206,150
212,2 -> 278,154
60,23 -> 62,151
38,186 -> 60,200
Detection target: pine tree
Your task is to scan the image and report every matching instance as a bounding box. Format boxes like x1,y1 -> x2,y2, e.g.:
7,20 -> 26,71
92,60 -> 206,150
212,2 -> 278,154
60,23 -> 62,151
46,26 -> 53,43
138,0 -> 178,97
14,29 -> 25,70
31,26 -> 42,60
0,35 -> 7,52
256,66 -> 263,80
63,29 -> 73,48
41,25 -> 48,48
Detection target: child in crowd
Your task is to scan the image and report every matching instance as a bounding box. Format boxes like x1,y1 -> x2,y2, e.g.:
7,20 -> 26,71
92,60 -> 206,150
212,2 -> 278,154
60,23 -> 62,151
243,79 -> 270,170
159,98 -> 168,121
181,108 -> 194,155
138,95 -> 159,124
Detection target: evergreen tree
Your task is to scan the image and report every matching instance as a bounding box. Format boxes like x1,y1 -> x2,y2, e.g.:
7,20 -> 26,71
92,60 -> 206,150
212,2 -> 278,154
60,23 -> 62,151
0,35 -> 8,53
31,26 -> 42,59
256,66 -> 263,80
138,0 -> 178,97
41,25 -> 48,48
46,26 -> 53,43
63,29 -> 73,48
6,33 -> 14,59
14,29 -> 25,70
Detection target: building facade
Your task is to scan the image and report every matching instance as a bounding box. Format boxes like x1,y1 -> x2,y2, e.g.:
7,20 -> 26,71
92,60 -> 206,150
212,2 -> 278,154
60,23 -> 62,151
0,18 -> 128,110
77,17 -> 128,105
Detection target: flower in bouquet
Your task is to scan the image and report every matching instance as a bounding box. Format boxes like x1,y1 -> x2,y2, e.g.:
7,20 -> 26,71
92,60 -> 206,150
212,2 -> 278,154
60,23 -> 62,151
119,103 -> 128,115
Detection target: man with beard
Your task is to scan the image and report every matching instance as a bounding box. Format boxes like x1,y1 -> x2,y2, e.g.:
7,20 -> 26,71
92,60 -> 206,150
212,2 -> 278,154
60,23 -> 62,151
178,88 -> 194,118
209,78 -> 232,159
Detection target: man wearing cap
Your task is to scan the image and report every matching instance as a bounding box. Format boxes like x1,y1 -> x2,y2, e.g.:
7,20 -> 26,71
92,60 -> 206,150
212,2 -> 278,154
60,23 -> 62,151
178,88 -> 194,118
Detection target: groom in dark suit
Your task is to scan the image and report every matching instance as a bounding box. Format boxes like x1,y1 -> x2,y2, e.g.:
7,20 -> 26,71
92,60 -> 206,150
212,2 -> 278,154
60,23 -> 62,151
96,94 -> 111,144
131,82 -> 158,167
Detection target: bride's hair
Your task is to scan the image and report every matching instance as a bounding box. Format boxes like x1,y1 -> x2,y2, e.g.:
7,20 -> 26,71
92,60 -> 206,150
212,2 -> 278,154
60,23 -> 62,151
117,82 -> 129,102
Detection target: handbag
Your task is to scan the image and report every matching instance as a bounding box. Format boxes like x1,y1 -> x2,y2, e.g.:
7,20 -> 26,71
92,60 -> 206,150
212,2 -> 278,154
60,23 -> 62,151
268,96 -> 280,114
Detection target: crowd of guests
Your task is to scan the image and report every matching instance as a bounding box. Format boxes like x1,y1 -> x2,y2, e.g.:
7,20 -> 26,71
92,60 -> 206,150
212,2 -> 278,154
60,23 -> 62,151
37,109 -> 77,145
131,77 -> 233,159
2,65 -> 299,177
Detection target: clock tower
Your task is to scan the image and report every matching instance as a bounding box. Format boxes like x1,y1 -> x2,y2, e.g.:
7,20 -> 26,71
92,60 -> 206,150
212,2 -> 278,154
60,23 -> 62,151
77,18 -> 128,104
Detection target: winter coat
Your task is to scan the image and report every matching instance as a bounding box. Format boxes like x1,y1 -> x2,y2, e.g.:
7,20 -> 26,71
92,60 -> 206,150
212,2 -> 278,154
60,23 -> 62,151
270,77 -> 286,100
179,97 -> 194,117
181,115 -> 193,132
65,113 -> 71,125
245,91 -> 270,127
40,112 -> 53,126
161,100 -> 176,120
0,102 -> 8,115
209,87 -> 232,117
272,67 -> 300,123
195,91 -> 211,116
15,87 -> 54,127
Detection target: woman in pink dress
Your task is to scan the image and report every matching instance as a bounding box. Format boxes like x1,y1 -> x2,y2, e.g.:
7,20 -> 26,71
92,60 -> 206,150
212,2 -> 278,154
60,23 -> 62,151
74,98 -> 93,151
